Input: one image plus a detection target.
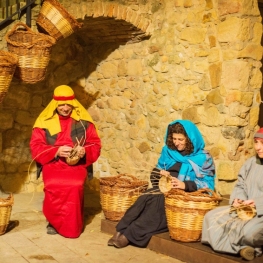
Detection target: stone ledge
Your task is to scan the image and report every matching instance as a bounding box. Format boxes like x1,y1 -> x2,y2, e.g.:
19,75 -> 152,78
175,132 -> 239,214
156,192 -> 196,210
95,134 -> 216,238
100,218 -> 262,263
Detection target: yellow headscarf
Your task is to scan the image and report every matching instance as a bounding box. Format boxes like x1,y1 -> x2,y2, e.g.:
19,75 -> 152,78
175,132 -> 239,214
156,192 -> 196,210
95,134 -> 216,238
33,85 -> 95,136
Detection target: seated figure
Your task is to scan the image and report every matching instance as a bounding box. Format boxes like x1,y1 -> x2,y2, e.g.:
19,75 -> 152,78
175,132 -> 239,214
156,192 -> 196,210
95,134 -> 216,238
201,127 -> 263,261
108,119 -> 216,248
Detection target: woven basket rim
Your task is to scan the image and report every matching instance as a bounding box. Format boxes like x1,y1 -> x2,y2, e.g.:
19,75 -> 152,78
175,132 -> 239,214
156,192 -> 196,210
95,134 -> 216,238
100,174 -> 148,188
165,188 -> 222,202
40,0 -> 83,28
0,51 -> 18,66
0,193 -> 14,207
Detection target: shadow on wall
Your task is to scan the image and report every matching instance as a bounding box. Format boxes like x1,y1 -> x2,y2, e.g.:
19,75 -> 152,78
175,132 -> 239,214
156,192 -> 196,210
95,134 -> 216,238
0,29 -> 129,193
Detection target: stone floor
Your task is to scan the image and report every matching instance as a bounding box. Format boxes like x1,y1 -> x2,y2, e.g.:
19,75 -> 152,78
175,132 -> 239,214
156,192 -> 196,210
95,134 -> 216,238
0,189 -> 185,263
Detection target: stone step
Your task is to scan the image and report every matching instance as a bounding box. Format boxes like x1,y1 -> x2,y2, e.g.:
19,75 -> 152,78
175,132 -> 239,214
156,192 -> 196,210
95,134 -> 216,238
101,218 -> 262,263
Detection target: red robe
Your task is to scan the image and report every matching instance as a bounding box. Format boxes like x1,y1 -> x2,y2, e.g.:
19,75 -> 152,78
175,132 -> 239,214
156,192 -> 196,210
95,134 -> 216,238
30,115 -> 101,238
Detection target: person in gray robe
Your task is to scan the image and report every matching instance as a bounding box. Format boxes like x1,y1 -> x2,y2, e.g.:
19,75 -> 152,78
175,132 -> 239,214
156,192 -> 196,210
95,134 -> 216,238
201,128 -> 263,261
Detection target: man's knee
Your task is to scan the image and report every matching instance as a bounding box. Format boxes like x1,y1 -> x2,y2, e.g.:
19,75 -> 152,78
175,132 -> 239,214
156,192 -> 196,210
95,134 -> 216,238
243,230 -> 263,247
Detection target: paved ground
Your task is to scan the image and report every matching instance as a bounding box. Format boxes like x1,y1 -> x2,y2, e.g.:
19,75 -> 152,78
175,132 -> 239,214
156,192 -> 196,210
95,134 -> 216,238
0,188 -> 185,263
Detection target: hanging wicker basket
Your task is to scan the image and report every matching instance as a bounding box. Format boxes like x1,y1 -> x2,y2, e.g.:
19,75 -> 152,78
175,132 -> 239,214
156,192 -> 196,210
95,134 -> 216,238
0,50 -> 18,103
5,22 -> 56,84
164,188 -> 222,242
0,193 -> 14,235
100,174 -> 148,221
36,0 -> 83,41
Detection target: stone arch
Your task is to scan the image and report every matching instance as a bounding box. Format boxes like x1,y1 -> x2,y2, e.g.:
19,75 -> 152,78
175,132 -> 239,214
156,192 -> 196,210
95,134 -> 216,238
70,1 -> 153,44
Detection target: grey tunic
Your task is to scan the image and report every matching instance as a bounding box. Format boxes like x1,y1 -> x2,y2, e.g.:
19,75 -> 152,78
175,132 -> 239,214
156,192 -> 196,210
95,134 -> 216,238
201,156 -> 263,256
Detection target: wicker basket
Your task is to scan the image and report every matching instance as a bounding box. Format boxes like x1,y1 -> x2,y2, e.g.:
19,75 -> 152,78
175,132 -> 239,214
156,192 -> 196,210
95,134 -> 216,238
164,188 -> 222,242
0,50 -> 18,103
0,193 -> 14,235
36,0 -> 83,41
5,22 -> 56,84
100,174 -> 148,221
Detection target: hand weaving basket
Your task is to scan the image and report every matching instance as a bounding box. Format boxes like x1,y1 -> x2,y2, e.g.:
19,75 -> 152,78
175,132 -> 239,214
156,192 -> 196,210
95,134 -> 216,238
100,174 -> 148,221
0,193 -> 14,235
230,204 -> 257,221
36,0 -> 83,41
5,22 -> 56,84
164,188 -> 222,242
0,50 -> 18,103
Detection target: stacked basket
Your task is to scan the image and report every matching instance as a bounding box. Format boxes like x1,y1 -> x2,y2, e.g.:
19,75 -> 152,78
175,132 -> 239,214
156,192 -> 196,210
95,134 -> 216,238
0,193 -> 14,235
37,0 -> 83,41
0,50 -> 18,103
100,174 -> 148,221
5,22 -> 56,84
164,188 -> 222,242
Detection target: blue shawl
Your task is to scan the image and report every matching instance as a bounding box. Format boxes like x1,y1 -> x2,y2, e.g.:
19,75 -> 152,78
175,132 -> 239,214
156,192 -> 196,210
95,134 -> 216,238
157,120 -> 215,190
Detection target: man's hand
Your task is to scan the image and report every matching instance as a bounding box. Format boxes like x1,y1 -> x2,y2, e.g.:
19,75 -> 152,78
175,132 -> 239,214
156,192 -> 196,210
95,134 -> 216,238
232,198 -> 243,208
76,146 -> 85,158
56,146 -> 72,158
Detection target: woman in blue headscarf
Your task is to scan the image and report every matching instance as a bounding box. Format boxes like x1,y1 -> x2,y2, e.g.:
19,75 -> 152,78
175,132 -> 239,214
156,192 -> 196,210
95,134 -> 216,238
107,120 -> 216,248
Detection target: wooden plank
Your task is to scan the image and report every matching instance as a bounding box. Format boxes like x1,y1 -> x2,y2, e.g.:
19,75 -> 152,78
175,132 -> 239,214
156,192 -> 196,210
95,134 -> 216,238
101,219 -> 262,263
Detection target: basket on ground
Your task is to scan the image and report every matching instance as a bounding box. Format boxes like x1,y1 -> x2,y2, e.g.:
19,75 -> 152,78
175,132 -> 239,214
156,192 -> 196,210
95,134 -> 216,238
0,50 -> 18,103
0,193 -> 14,235
5,22 -> 56,84
164,188 -> 222,242
37,0 -> 83,41
100,174 -> 148,221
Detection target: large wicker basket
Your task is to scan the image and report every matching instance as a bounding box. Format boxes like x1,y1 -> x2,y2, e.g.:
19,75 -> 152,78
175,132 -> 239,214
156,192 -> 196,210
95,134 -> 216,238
36,0 -> 83,41
100,174 -> 148,221
0,193 -> 14,235
0,50 -> 18,103
5,22 -> 56,84
164,188 -> 222,242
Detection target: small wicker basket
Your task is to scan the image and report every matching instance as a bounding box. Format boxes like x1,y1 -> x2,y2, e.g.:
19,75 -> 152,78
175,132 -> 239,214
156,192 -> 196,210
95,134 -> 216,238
0,193 -> 14,235
164,188 -> 222,242
0,50 -> 18,103
100,174 -> 148,221
229,204 -> 257,221
5,22 -> 56,84
37,0 -> 83,41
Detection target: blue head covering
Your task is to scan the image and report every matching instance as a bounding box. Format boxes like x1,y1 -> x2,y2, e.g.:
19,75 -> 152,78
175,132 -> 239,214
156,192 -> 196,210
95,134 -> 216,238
157,120 -> 215,190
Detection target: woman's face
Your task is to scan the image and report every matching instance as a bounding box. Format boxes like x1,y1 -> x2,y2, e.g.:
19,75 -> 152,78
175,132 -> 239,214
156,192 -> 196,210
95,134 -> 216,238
254,138 -> 263,158
57,104 -> 73,116
172,133 -> 187,152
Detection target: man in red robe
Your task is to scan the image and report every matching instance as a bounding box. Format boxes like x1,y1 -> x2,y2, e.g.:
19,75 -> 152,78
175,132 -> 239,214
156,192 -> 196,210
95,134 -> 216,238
30,85 -> 101,238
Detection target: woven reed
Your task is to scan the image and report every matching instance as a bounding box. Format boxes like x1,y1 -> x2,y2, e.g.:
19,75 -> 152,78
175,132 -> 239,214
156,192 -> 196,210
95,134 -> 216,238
232,205 -> 257,221
0,50 -> 18,103
0,193 -> 14,235
164,188 -> 222,242
5,22 -> 56,84
159,176 -> 172,193
37,0 -> 83,41
100,174 -> 148,221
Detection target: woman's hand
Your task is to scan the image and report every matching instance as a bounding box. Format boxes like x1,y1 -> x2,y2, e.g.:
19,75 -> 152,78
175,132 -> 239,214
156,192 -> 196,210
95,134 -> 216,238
76,145 -> 86,158
171,177 -> 185,190
160,170 -> 171,177
232,198 -> 243,208
242,199 -> 255,207
56,146 -> 72,158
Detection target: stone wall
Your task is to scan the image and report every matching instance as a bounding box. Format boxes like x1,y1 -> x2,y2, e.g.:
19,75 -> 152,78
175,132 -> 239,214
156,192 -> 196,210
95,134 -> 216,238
0,0 -> 262,195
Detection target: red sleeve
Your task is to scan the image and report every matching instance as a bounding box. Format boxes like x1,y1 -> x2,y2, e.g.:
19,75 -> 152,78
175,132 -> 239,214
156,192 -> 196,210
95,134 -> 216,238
83,123 -> 101,167
29,128 -> 58,165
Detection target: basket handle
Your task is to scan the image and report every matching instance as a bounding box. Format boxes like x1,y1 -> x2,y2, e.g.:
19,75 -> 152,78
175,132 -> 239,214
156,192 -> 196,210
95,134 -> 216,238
9,22 -> 34,34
